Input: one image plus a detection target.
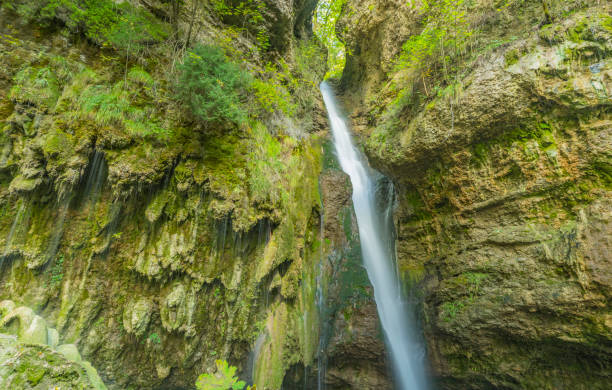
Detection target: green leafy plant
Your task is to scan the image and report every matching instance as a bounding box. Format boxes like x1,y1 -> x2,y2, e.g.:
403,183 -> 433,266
314,0 -> 346,78
9,66 -> 60,110
247,123 -> 286,205
213,0 -> 270,51
50,255 -> 65,287
176,44 -> 251,128
251,75 -> 295,117
195,360 -> 246,390
397,0 -> 472,83
1,0 -> 168,53
75,78 -> 168,138
147,333 -> 161,345
440,301 -> 464,322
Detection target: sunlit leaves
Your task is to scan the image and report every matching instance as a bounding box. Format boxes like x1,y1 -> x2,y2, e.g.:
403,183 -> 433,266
397,0 -> 472,74
212,0 -> 270,51
195,360 -> 247,390
314,0 -> 346,78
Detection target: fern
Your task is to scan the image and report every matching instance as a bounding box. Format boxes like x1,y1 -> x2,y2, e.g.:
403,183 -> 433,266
72,79 -> 169,139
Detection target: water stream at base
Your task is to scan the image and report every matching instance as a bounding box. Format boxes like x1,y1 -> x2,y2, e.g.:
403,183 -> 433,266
320,82 -> 428,390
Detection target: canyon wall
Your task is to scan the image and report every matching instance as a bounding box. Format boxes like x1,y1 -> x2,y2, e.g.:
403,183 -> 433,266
336,0 -> 611,388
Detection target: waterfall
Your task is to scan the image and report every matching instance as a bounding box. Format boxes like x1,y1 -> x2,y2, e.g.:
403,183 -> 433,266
246,332 -> 267,385
320,82 -> 429,390
2,200 -> 27,260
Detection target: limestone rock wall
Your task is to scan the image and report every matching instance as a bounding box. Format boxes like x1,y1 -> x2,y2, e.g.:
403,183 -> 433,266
336,0 -> 612,388
0,1 -> 330,389
0,300 -> 106,390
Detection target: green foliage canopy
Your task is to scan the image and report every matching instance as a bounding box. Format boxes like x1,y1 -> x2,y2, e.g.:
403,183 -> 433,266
314,0 -> 346,78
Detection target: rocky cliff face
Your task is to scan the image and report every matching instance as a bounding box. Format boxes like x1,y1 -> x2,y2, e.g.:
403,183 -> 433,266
0,0 -> 336,388
337,0 -> 611,388
1,0 -> 609,389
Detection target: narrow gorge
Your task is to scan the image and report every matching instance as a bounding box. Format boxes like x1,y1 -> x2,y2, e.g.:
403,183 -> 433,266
0,1 -> 610,390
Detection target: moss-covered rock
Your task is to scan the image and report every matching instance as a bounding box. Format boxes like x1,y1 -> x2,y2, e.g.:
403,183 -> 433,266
0,1 -> 330,389
0,335 -> 97,390
337,0 -> 612,388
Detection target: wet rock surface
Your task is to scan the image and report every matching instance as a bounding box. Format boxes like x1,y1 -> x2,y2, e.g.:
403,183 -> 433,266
315,159 -> 394,389
337,1 -> 612,388
0,1 -> 328,389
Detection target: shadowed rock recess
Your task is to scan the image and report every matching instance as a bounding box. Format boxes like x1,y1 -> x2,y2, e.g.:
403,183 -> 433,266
0,0 -> 610,389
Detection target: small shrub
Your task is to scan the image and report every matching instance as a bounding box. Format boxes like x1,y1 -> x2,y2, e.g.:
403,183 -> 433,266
195,360 -> 246,390
176,45 -> 251,128
147,333 -> 161,345
251,77 -> 295,117
50,255 -> 64,287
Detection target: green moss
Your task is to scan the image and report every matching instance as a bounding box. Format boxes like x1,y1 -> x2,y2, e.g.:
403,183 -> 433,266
341,207 -> 352,241
500,124 -> 544,146
26,365 -> 46,385
322,139 -> 340,171
590,160 -> 612,188
404,188 -> 432,221
471,143 -> 488,166
567,18 -> 589,42
145,190 -> 173,224
602,13 -> 612,33
202,131 -> 247,195
254,303 -> 290,389
440,301 -> 465,322
9,175 -> 40,192
505,48 -> 521,67
402,262 -> 425,283
336,242 -> 370,306
42,130 -> 73,160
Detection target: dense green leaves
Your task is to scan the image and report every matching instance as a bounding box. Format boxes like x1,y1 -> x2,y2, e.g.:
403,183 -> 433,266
1,0 -> 168,53
314,0 -> 346,78
212,0 -> 270,50
396,0 -> 472,74
176,45 -> 251,128
195,360 -> 246,390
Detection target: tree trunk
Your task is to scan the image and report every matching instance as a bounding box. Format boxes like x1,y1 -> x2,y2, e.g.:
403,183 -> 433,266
185,0 -> 199,47
171,0 -> 181,41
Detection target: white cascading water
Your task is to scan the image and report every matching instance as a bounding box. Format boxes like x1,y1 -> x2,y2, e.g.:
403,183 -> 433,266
320,82 -> 428,390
